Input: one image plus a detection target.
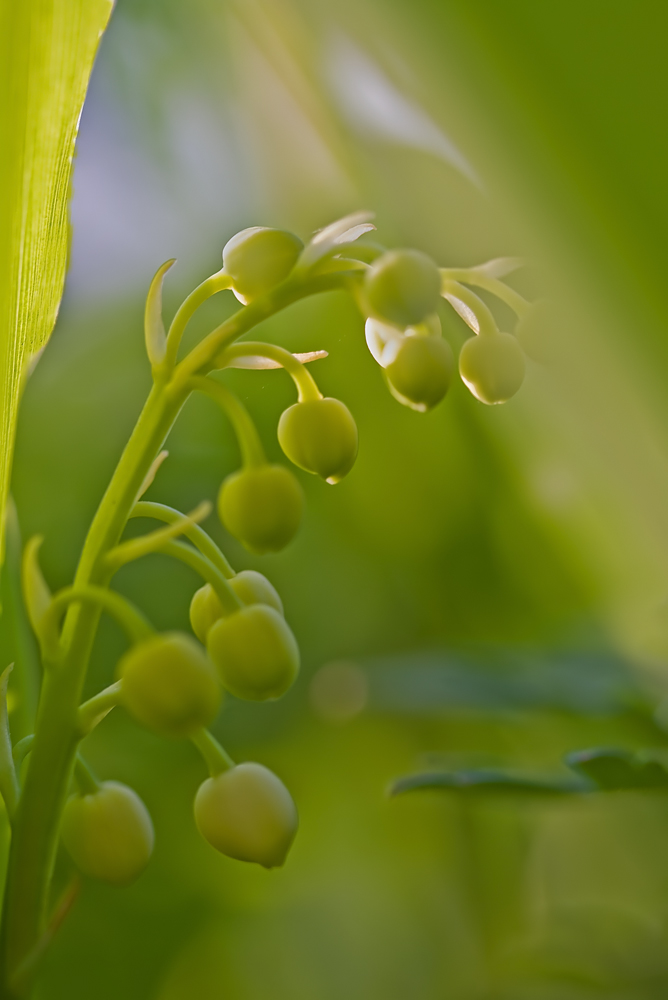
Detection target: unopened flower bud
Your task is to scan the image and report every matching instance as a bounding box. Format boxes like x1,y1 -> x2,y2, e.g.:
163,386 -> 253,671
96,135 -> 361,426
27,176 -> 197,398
194,762 -> 298,868
459,332 -> 525,404
278,398 -> 358,484
207,604 -> 299,701
385,334 -> 454,411
223,228 -> 303,302
190,572 -> 283,642
61,781 -> 154,885
218,465 -> 303,554
364,249 -> 441,327
118,632 -> 221,738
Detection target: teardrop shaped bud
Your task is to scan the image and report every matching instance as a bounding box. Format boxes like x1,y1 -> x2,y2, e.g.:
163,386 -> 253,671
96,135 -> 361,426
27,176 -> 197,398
118,632 -> 221,738
194,762 -> 298,868
459,332 -> 526,404
364,249 -> 441,328
385,335 -> 454,412
190,572 -> 284,642
218,464 -> 304,554
222,228 -> 303,302
61,781 -> 154,885
278,398 -> 358,484
207,604 -> 299,701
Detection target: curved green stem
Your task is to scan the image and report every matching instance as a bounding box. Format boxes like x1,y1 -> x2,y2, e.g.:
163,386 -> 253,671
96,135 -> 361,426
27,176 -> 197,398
440,268 -> 529,318
171,271 -> 359,390
162,269 -> 232,374
104,501 -> 212,574
73,755 -> 100,796
130,502 -> 234,579
440,279 -> 499,337
191,727 -> 234,776
157,540 -> 241,616
216,342 -> 322,402
189,377 -> 266,468
42,586 -> 154,660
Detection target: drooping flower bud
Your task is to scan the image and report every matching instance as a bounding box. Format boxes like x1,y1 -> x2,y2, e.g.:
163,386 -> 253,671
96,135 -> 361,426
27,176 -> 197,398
218,465 -> 304,554
61,781 -> 154,885
190,572 -> 283,643
118,632 -> 221,738
278,397 -> 358,484
459,332 -> 525,404
384,334 -> 454,411
206,604 -> 299,701
364,249 -> 442,328
194,762 -> 298,868
222,228 -> 303,302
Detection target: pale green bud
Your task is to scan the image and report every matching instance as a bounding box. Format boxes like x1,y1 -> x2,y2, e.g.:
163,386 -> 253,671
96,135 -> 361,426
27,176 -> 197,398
61,781 -> 154,885
194,763 -> 298,868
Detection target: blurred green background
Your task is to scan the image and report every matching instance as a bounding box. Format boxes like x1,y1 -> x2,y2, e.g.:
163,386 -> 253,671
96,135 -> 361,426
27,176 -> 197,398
7,0 -> 668,996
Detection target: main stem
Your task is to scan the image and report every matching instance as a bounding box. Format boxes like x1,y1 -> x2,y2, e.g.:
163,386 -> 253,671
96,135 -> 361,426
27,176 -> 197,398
0,268 -> 357,997
0,382 -> 181,997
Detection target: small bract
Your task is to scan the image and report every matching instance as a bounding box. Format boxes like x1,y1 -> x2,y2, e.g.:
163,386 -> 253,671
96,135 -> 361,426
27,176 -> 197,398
190,572 -> 283,642
194,762 -> 298,868
223,227 -> 303,302
218,464 -> 303,554
364,249 -> 442,328
278,397 -> 358,484
459,332 -> 526,405
385,335 -> 454,412
207,604 -> 299,701
61,781 -> 154,885
118,632 -> 220,738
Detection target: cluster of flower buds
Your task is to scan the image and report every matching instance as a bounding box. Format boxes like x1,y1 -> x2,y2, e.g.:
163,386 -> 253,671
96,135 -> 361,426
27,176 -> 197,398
28,214 -> 541,889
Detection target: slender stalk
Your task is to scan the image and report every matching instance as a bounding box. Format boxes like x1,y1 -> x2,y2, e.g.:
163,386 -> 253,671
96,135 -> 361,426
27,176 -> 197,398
156,540 -> 241,616
216,342 -> 322,402
189,378 -> 266,468
130,502 -> 235,579
440,279 -> 499,337
191,728 -> 234,776
0,267 -> 359,996
440,268 -> 529,318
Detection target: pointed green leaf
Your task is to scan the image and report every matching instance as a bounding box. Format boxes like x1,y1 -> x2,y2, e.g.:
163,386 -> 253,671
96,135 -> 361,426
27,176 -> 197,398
565,748 -> 668,790
21,537 -> 51,644
390,769 -> 586,798
144,258 -> 176,367
0,0 -> 113,563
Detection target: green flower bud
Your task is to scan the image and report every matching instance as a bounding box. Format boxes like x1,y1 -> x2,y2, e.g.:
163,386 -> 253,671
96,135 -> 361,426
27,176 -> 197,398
222,228 -> 303,302
278,397 -> 358,484
207,604 -> 299,701
118,632 -> 221,738
384,334 -> 454,412
459,332 -> 525,405
194,762 -> 298,868
190,572 -> 283,643
515,300 -> 553,364
364,249 -> 441,328
218,465 -> 303,554
61,781 -> 154,885
231,570 -> 283,615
